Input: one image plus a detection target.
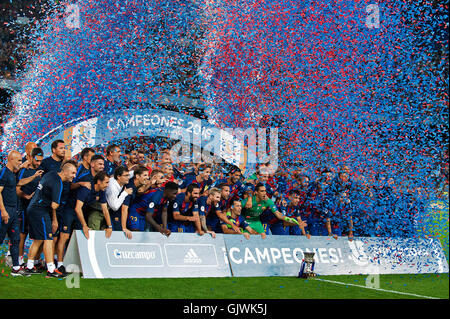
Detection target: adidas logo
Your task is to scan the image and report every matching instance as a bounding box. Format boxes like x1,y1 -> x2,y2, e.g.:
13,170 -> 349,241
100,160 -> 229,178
183,248 -> 202,264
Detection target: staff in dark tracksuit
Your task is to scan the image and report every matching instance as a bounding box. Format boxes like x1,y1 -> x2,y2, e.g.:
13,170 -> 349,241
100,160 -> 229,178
0,151 -> 30,276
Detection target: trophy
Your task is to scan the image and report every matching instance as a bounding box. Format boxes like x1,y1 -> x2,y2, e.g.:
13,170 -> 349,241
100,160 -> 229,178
298,252 -> 316,278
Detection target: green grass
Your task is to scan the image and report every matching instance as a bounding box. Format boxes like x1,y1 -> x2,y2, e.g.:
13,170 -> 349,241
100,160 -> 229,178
0,263 -> 448,299
1,201 -> 448,300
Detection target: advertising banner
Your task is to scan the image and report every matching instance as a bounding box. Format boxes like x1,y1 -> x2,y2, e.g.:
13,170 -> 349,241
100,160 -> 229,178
223,235 -> 448,277
64,231 -> 231,279
36,108 -> 258,176
64,231 -> 448,279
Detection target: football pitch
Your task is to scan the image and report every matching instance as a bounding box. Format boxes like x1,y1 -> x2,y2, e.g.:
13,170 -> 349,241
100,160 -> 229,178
0,263 -> 448,299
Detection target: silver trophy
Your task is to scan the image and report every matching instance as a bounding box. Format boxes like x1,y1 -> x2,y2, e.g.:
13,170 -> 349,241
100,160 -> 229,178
298,251 -> 316,278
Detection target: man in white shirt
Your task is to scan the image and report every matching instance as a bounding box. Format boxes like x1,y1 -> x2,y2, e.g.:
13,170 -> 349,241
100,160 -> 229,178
106,166 -> 133,231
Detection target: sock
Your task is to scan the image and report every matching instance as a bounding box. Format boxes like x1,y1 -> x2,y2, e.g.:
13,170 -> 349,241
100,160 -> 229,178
27,259 -> 34,270
57,261 -> 64,268
47,262 -> 55,273
19,256 -> 24,265
6,250 -> 11,257
12,266 -> 20,271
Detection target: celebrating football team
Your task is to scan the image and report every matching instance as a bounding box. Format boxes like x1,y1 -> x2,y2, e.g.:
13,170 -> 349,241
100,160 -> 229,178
0,138 -> 437,278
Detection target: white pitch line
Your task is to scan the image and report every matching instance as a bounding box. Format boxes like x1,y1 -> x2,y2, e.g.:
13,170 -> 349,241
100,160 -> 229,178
314,278 -> 440,299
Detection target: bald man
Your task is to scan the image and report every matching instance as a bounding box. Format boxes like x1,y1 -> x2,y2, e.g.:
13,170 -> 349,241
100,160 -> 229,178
0,151 -> 30,276
20,142 -> 38,169
25,159 -> 77,278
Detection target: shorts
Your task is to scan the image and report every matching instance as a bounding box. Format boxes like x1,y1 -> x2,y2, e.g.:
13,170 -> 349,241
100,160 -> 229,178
247,220 -> 265,234
331,223 -> 342,236
289,225 -> 303,236
18,207 -> 29,235
262,223 -> 270,235
168,221 -> 195,233
53,213 -> 63,237
206,216 -> 221,232
269,222 -> 289,235
180,223 -> 195,233
28,208 -> 53,241
0,206 -> 20,266
110,210 -> 122,231
127,212 -> 146,231
152,212 -> 162,226
60,207 -> 83,234
307,218 -> 327,236
88,210 -> 105,230
167,222 -> 179,233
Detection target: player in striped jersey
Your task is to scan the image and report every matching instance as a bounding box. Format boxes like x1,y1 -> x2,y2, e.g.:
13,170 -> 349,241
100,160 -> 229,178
168,183 -> 202,234
283,190 -> 310,237
197,187 -> 225,237
213,168 -> 244,208
221,199 -> 266,240
179,163 -> 213,195
121,166 -> 150,239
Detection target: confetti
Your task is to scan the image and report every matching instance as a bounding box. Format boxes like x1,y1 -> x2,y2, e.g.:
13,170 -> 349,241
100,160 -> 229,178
0,0 -> 447,252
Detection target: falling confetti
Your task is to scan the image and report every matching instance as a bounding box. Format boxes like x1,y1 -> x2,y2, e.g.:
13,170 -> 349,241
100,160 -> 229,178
0,0 -> 448,248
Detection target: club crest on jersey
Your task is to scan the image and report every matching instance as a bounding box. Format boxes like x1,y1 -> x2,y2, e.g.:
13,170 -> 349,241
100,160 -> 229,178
149,202 -> 155,208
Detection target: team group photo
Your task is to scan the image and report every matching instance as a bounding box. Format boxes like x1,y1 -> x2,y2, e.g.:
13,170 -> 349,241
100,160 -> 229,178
0,0 -> 448,303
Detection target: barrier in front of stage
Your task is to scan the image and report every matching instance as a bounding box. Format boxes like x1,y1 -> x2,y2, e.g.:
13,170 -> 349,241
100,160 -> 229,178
64,230 -> 231,279
223,234 -> 448,277
64,231 -> 448,279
